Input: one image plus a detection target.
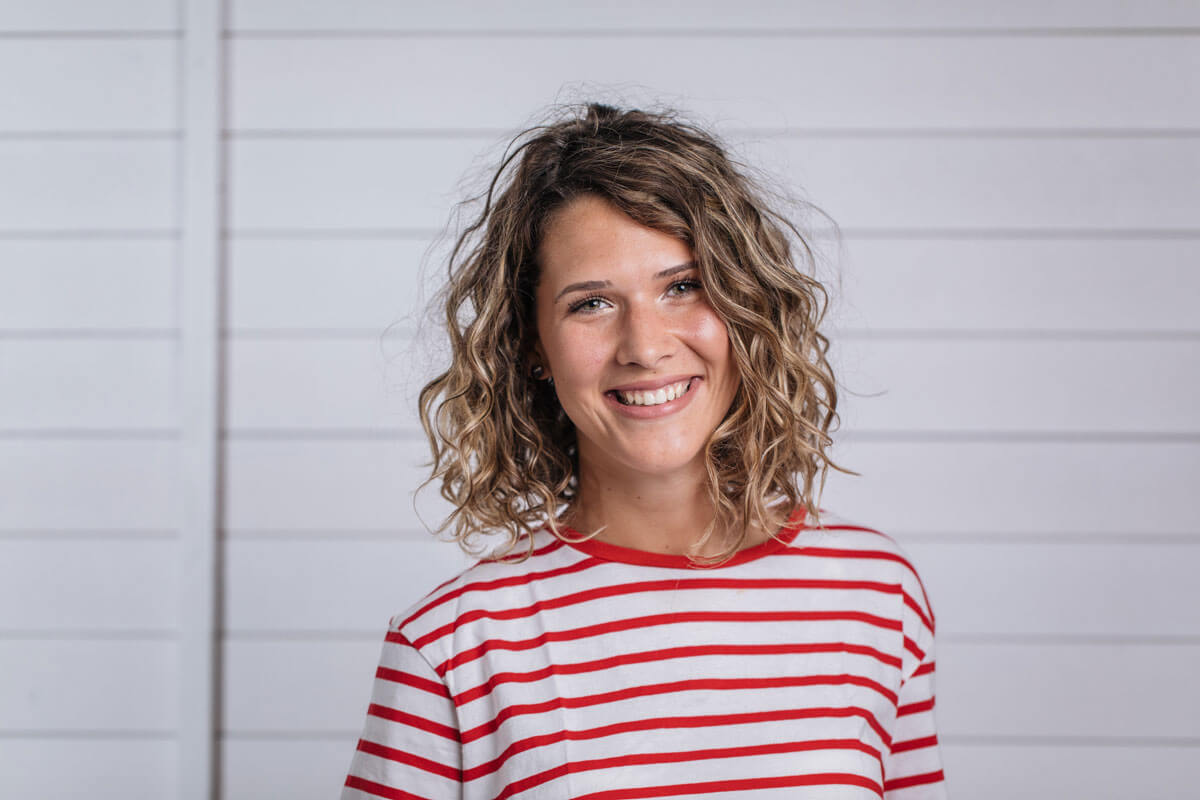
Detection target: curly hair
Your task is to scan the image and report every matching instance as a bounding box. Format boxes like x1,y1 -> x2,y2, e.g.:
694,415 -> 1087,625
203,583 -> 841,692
417,101 -> 850,566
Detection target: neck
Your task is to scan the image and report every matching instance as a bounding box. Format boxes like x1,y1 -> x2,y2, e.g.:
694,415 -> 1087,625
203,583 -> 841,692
564,462 -> 766,559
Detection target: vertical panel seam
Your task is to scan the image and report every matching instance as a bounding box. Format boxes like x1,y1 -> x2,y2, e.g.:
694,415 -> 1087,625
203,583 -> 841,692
178,0 -> 223,798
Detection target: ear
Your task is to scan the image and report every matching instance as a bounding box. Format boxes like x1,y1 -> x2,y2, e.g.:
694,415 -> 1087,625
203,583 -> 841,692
530,339 -> 551,380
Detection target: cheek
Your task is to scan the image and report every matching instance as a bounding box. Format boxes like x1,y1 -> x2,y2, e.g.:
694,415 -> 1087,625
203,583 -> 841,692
547,327 -> 610,385
688,308 -> 734,366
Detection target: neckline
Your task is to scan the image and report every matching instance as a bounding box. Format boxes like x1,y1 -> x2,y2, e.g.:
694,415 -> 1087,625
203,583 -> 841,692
552,505 -> 808,569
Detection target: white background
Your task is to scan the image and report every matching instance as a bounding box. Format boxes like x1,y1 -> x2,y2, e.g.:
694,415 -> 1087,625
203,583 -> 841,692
1,1 -> 1198,798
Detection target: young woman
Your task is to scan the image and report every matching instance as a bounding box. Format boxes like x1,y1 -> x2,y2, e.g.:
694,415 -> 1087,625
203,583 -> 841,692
341,103 -> 946,799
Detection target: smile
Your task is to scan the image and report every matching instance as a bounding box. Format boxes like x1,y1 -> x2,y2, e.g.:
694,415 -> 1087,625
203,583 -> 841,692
613,378 -> 694,406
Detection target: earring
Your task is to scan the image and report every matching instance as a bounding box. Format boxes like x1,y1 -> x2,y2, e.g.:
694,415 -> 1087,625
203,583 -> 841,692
530,363 -> 554,387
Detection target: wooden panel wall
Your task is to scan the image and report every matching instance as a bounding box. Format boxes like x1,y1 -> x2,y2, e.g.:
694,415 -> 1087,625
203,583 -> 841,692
0,2 -> 181,799
2,2 -> 1197,799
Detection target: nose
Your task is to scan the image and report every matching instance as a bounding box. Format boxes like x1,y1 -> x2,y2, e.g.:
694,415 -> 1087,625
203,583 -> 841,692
615,301 -> 675,368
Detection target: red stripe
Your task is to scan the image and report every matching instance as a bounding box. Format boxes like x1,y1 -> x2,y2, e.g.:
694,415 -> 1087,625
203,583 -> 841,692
891,734 -> 939,754
492,738 -> 883,799
438,609 -> 901,674
366,703 -> 460,742
454,640 -> 902,705
408,536 -> 563,609
414,575 -> 903,649
412,538 -> 563,609
400,550 -> 600,630
903,593 -> 935,635
355,738 -> 461,781
572,772 -> 883,800
913,660 -> 936,677
375,666 -> 449,699
463,706 -> 891,781
342,775 -> 433,800
884,769 -> 946,791
489,533 -> 567,564
425,566 -> 472,598
561,506 -> 808,568
897,697 -> 935,717
461,674 -> 896,744
903,636 -> 926,662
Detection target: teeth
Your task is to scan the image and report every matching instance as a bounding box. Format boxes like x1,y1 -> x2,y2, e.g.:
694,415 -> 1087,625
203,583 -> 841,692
616,379 -> 692,407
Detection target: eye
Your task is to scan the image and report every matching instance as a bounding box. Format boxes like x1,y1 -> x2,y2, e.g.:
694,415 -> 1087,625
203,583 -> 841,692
667,278 -> 702,297
567,295 -> 609,314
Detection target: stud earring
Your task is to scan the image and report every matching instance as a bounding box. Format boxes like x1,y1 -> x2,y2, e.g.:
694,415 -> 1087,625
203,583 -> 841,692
531,364 -> 545,379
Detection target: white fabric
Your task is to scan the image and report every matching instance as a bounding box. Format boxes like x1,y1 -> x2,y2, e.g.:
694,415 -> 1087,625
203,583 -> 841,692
342,509 -> 947,799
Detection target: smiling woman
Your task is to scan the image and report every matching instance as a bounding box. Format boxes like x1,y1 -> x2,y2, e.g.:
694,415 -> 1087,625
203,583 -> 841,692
532,195 -> 743,555
341,103 -> 947,799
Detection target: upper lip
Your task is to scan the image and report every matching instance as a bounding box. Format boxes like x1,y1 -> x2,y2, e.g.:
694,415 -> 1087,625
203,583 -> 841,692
608,375 -> 699,393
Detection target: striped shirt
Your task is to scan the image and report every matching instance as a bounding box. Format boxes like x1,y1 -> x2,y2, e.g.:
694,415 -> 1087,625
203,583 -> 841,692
341,508 -> 946,799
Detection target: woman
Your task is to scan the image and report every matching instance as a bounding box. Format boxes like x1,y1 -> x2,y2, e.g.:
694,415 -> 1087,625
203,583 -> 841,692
342,103 -> 946,799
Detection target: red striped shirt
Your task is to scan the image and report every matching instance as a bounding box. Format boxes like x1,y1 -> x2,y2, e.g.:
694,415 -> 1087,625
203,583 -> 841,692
342,509 -> 946,799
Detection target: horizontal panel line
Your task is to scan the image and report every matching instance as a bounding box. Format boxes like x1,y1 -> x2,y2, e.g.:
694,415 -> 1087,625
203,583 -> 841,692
0,429 -> 177,440
227,227 -> 438,240
223,528 -> 432,540
845,227 -> 1200,240
227,127 -> 1200,140
221,428 -> 425,441
0,230 -> 178,240
0,529 -> 177,540
836,328 -> 1200,341
842,430 -> 1200,443
225,328 -> 411,338
0,31 -> 178,39
221,730 -> 356,740
896,532 -> 1200,545
945,734 -> 1200,747
0,630 -> 175,640
224,630 -> 380,641
942,633 -> 1200,645
226,227 -> 1200,241
0,329 -> 177,339
0,131 -> 179,141
224,27 -> 1200,39
0,730 -> 175,739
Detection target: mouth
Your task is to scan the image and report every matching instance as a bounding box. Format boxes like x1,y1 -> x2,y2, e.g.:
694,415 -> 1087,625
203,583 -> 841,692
608,377 -> 696,407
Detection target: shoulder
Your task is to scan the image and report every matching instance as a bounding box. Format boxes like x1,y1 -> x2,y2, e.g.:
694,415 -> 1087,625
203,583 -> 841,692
385,526 -> 585,646
794,509 -> 937,632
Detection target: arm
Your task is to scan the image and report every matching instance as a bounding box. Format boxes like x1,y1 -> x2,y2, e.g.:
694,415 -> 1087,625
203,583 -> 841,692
882,562 -> 947,798
341,624 -> 462,800
883,647 -> 945,797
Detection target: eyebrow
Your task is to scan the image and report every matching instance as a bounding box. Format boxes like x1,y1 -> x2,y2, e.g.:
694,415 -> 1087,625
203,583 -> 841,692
554,261 -> 698,303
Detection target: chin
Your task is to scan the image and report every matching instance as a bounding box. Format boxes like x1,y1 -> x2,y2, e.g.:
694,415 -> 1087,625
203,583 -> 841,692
617,449 -> 707,478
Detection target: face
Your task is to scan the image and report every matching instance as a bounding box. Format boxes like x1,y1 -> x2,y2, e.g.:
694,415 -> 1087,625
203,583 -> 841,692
532,194 -> 740,484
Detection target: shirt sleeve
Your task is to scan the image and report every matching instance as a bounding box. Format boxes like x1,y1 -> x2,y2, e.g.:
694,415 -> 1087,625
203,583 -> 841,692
882,561 -> 947,798
341,622 -> 463,800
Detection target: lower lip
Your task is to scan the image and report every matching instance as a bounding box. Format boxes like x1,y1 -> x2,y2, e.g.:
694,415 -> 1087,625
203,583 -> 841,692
605,378 -> 701,419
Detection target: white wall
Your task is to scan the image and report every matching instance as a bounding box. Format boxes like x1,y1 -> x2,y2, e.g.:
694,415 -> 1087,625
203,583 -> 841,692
2,2 -> 1197,798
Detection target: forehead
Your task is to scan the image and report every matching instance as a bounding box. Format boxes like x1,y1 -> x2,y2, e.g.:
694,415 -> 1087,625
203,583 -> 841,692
536,195 -> 693,284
